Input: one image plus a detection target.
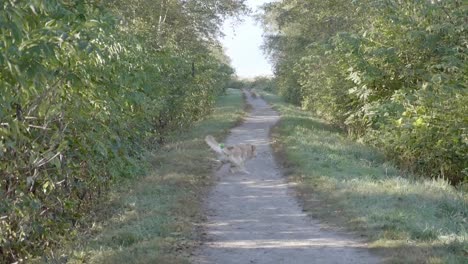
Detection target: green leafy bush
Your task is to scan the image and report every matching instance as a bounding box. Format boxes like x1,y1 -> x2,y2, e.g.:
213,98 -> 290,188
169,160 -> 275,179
261,0 -> 467,183
0,0 -> 243,262
247,76 -> 276,92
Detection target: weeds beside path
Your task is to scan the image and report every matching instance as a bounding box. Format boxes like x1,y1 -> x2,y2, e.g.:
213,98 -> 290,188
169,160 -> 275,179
53,89 -> 245,264
261,92 -> 467,263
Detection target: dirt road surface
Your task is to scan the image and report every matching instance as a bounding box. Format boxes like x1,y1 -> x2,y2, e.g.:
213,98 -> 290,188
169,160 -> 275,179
192,91 -> 380,264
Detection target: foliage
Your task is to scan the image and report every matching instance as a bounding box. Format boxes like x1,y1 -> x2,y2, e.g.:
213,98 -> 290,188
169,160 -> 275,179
0,0 -> 245,262
227,78 -> 247,89
227,76 -> 276,92
245,76 -> 276,92
261,0 -> 467,183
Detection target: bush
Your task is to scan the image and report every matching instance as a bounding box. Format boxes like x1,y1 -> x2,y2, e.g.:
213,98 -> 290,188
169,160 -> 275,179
0,0 -> 238,262
262,0 -> 467,183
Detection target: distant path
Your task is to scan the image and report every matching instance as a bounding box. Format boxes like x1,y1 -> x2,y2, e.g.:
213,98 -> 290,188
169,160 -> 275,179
192,90 -> 380,264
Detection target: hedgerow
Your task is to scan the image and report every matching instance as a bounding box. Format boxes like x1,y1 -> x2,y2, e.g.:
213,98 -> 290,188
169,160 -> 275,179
261,0 -> 467,183
0,0 -> 244,262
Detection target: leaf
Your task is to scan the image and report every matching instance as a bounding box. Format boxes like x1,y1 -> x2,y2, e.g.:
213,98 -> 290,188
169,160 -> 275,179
413,117 -> 425,127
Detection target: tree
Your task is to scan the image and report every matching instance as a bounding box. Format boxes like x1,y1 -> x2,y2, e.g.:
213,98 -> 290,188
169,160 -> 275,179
260,0 -> 467,183
0,0 -> 247,261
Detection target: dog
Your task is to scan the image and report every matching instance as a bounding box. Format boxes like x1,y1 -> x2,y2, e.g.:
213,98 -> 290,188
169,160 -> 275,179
250,89 -> 259,98
205,135 -> 256,174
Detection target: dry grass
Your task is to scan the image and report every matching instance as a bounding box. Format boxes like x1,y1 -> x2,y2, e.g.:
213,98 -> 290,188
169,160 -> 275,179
262,91 -> 467,264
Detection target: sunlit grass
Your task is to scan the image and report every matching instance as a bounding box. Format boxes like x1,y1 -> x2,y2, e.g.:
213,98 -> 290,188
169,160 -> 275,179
262,92 -> 467,263
51,89 -> 246,264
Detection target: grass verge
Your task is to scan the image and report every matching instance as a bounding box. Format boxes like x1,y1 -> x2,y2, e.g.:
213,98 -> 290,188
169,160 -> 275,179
261,92 -> 467,264
45,88 -> 245,264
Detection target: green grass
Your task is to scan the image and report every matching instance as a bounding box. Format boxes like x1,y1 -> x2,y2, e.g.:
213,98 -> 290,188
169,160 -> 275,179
261,92 -> 467,264
41,89 -> 245,264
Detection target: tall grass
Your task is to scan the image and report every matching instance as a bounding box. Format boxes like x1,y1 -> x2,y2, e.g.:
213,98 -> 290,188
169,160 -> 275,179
262,92 -> 467,263
37,89 -> 245,264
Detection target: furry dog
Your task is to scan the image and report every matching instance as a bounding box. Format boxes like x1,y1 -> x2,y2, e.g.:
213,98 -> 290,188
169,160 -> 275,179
250,89 -> 259,98
205,135 -> 256,174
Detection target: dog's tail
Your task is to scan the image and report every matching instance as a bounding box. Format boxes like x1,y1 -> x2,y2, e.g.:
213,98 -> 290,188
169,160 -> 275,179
205,135 -> 224,155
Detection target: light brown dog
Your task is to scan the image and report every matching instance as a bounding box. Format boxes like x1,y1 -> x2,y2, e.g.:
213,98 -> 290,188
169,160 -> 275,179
205,135 -> 256,174
250,89 -> 259,98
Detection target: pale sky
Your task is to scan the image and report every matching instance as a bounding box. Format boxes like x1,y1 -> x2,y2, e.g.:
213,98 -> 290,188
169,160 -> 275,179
221,0 -> 273,78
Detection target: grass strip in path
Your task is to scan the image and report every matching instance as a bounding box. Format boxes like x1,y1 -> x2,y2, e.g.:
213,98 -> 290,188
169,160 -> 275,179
261,92 -> 467,264
57,88 -> 245,264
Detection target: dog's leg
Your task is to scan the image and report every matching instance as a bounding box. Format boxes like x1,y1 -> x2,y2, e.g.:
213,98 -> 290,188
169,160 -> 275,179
229,165 -> 237,174
239,163 -> 250,174
215,159 -> 231,171
229,164 -> 250,175
238,159 -> 249,174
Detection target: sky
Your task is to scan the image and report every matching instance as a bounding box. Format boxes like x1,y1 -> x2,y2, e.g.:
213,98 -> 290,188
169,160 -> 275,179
220,0 -> 273,79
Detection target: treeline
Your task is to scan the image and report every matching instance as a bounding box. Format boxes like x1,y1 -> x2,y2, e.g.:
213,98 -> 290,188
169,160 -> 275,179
261,0 -> 467,184
229,76 -> 276,92
0,0 -> 246,262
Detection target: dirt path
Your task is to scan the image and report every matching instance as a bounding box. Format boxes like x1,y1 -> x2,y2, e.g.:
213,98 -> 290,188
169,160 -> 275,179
192,91 -> 380,264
